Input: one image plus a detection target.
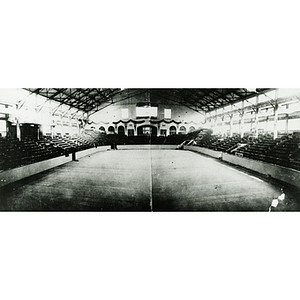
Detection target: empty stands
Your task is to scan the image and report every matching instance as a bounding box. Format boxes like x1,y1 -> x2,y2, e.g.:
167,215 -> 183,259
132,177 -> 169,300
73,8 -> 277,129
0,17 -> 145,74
0,130 -> 106,171
188,132 -> 300,171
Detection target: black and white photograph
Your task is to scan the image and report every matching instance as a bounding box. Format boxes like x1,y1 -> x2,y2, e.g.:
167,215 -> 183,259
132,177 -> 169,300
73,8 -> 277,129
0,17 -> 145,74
1,1 -> 300,300
0,88 -> 299,212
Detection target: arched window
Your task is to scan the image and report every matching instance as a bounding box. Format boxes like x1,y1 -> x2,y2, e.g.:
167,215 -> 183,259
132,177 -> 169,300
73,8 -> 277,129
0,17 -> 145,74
189,126 -> 195,132
179,126 -> 186,134
169,126 -> 176,135
99,126 -> 106,132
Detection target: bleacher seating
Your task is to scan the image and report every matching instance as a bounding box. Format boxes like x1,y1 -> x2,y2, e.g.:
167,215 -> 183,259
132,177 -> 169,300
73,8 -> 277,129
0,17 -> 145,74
189,132 -> 300,171
163,134 -> 187,145
2,129 -> 300,172
0,130 -> 106,171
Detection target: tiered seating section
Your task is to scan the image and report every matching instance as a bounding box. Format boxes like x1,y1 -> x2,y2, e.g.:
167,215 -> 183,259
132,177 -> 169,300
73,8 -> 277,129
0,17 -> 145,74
1,129 -> 300,172
0,130 -> 106,171
192,132 -> 300,171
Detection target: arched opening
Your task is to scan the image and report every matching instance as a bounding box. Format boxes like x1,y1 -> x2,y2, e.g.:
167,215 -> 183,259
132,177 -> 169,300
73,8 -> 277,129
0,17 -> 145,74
99,126 -> 106,133
118,126 -> 125,135
179,126 -> 186,134
169,126 -> 176,135
108,126 -> 115,134
189,126 -> 195,132
137,125 -> 157,136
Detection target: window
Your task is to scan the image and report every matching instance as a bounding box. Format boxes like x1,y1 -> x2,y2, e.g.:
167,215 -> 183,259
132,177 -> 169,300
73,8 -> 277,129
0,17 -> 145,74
136,106 -> 158,118
179,126 -> 186,134
169,126 -> 176,135
164,109 -> 171,119
143,127 -> 151,135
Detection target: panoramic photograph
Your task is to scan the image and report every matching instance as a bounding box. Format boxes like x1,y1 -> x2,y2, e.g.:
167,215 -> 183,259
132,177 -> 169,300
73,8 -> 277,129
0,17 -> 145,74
0,88 -> 299,211
2,2 -> 300,300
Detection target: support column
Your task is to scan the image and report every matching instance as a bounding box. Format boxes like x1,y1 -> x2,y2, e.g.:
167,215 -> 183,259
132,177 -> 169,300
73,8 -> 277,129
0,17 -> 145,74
265,116 -> 269,133
221,116 -> 225,137
254,95 -> 259,138
75,123 -> 79,137
37,125 -> 40,140
59,107 -> 64,137
285,114 -> 289,134
229,114 -> 233,137
273,90 -> 279,139
16,120 -> 21,140
240,101 -> 245,138
221,108 -> 226,137
15,104 -> 21,140
51,125 -> 55,138
274,105 -> 278,139
209,118 -> 212,131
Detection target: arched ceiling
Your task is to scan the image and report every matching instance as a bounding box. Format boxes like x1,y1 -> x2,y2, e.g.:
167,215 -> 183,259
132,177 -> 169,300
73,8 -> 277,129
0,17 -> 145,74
24,88 -> 274,115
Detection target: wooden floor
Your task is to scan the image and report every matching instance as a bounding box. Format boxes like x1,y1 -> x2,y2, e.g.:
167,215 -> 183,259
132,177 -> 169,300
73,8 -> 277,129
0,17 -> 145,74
1,147 -> 299,211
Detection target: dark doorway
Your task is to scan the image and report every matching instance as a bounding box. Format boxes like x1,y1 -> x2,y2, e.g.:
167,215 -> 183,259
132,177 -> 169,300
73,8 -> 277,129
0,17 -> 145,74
108,126 -> 115,134
20,123 -> 39,140
118,126 -> 125,135
137,125 -> 157,136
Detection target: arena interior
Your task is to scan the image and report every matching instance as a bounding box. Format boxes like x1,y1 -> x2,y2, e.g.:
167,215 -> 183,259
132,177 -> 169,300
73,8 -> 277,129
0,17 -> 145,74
0,88 -> 299,211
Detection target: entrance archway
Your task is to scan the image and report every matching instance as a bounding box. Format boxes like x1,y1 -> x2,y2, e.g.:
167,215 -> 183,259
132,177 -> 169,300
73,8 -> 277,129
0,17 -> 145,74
118,126 -> 125,135
108,126 -> 115,134
169,126 -> 176,135
137,125 -> 157,136
179,126 -> 186,134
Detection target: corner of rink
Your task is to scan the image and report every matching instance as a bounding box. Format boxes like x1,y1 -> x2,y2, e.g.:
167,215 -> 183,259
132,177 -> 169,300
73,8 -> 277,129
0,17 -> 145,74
183,145 -> 300,190
0,146 -> 109,188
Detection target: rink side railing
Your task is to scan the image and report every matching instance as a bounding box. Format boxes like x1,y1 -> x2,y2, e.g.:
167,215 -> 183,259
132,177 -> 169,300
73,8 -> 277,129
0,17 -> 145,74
184,145 -> 300,189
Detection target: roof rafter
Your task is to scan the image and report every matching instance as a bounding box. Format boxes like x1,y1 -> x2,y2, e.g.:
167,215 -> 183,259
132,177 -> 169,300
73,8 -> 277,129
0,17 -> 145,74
24,88 -> 275,115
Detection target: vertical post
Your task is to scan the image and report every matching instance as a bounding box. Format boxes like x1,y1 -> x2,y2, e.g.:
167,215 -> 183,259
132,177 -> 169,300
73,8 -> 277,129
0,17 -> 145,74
51,125 -> 53,139
255,95 -> 259,138
213,116 -> 217,135
207,112 -> 211,131
229,104 -> 233,137
274,90 -> 278,139
265,116 -> 269,133
285,113 -> 289,134
16,119 -> 21,140
75,116 -> 80,136
15,104 -> 21,140
60,107 -> 64,137
229,114 -> 233,137
221,115 -> 225,137
221,108 -> 225,137
240,101 -> 245,138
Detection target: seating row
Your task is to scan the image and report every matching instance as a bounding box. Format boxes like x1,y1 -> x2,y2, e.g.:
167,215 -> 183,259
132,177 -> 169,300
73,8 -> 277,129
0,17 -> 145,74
192,133 -> 300,171
0,131 -> 105,171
